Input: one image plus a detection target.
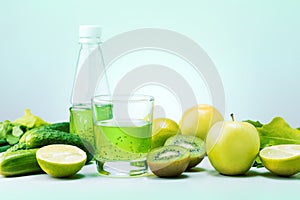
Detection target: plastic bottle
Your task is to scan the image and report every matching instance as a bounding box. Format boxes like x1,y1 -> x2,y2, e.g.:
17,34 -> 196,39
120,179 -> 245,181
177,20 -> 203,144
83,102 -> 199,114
69,25 -> 110,153
71,25 -> 110,104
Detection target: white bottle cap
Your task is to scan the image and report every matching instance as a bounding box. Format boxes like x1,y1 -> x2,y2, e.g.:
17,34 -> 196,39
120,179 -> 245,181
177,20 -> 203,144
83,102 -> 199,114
79,25 -> 102,38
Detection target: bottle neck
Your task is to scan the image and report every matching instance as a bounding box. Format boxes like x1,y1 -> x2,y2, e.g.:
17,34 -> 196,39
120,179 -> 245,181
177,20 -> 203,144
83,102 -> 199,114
79,37 -> 101,46
80,42 -> 101,50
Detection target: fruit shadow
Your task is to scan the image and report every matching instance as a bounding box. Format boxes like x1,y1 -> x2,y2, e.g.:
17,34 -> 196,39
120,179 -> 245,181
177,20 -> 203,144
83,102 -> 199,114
147,173 -> 189,180
256,171 -> 300,180
206,169 -> 265,178
49,173 -> 91,180
185,167 -> 206,173
146,167 -> 207,179
207,169 -> 300,180
242,169 -> 300,180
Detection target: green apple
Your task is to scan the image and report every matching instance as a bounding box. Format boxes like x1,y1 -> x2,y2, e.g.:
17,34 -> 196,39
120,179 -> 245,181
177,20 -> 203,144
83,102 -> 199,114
206,114 -> 260,175
179,104 -> 223,140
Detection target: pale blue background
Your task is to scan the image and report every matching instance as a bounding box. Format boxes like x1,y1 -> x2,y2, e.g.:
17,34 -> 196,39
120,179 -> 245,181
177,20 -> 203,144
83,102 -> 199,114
0,0 -> 299,126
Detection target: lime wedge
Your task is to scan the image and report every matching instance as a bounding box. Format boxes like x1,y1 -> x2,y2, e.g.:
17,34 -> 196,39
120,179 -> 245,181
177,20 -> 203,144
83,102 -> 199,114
260,144 -> 300,176
36,144 -> 87,178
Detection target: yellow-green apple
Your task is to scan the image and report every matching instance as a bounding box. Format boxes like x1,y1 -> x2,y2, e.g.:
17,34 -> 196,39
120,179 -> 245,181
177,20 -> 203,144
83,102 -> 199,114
206,114 -> 260,175
179,104 -> 223,140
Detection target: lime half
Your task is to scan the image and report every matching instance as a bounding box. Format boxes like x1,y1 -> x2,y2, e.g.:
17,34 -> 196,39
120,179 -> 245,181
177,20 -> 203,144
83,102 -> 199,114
260,144 -> 300,176
36,144 -> 87,178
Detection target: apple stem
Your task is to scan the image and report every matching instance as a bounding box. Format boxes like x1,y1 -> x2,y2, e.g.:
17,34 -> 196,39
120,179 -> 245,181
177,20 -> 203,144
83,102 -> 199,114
230,113 -> 235,122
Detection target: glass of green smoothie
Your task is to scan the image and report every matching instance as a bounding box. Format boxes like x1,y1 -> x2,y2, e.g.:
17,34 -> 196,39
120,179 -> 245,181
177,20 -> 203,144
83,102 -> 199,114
92,94 -> 154,177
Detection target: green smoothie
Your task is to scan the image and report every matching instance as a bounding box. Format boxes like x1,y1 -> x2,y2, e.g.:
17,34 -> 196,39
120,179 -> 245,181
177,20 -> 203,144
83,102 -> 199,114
69,106 -> 94,152
94,120 -> 152,161
69,104 -> 113,155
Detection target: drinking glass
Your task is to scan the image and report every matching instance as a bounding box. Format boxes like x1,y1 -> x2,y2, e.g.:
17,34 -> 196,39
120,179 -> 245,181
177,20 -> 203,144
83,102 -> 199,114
92,94 -> 154,177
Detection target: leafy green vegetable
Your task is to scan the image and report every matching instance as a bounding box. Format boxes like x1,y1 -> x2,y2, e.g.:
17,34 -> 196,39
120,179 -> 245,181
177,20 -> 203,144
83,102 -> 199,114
13,108 -> 49,128
0,109 -> 50,153
0,139 -> 8,146
257,117 -> 300,149
0,121 -> 12,140
6,134 -> 19,145
245,117 -> 300,168
0,121 -> 26,145
243,119 -> 263,128
0,144 -> 11,153
252,156 -> 264,168
12,125 -> 25,137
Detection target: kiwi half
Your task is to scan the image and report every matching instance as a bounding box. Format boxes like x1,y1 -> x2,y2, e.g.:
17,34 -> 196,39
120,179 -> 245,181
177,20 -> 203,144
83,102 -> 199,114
146,145 -> 190,177
164,134 -> 206,169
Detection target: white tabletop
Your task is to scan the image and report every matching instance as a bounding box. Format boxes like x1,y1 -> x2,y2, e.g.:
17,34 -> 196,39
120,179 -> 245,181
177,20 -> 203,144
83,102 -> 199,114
1,157 -> 298,200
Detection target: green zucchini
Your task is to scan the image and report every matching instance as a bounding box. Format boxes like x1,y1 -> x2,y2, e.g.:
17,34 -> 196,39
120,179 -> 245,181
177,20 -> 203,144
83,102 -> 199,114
0,149 -> 43,177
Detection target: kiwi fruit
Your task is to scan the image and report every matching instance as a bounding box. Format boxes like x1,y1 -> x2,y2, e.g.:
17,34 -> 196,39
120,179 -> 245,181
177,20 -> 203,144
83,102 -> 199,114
164,134 -> 205,169
146,145 -> 190,177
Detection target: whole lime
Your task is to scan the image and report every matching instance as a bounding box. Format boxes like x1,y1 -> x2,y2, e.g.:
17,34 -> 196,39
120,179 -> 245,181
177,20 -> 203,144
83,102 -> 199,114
151,118 -> 181,149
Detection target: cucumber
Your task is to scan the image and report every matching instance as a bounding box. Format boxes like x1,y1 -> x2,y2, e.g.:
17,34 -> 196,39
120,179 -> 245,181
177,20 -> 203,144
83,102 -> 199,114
0,149 -> 43,177
25,129 -> 85,149
19,122 -> 70,143
9,129 -> 94,163
6,142 -> 27,152
43,122 -> 70,132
